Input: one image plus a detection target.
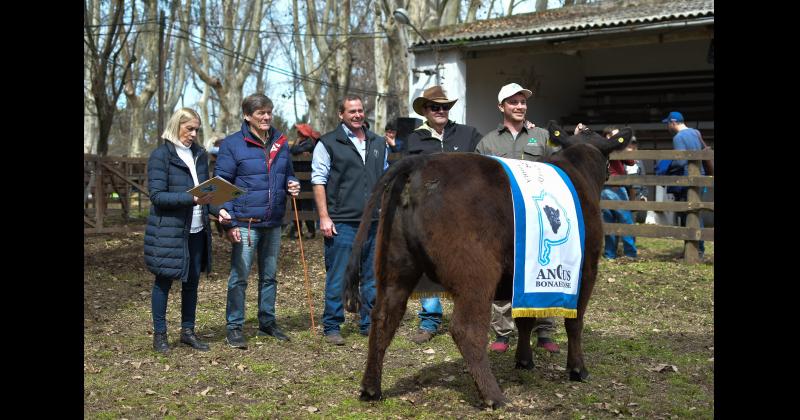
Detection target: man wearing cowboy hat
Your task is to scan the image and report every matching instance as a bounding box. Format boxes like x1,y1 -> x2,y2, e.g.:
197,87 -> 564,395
404,85 -> 484,344
405,85 -> 483,155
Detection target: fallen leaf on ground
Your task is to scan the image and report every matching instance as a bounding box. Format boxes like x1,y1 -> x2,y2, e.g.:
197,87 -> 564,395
647,364 -> 678,373
198,386 -> 214,396
144,389 -> 156,395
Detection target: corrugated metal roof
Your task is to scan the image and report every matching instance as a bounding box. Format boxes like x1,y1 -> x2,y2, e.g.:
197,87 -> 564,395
415,0 -> 714,47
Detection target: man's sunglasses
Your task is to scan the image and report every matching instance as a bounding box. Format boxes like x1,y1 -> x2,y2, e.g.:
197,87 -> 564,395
426,104 -> 452,112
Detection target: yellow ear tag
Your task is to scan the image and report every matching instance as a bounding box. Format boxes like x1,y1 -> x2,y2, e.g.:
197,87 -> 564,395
618,138 -> 624,143
554,130 -> 560,136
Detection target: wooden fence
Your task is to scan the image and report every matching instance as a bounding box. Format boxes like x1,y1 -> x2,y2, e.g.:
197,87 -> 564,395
603,149 -> 713,263
84,150 -> 713,262
84,154 -> 149,234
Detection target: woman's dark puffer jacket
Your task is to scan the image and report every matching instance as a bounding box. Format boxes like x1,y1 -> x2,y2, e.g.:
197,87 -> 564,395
144,141 -> 217,281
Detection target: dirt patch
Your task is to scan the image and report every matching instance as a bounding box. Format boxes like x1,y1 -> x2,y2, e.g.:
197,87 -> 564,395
85,231 -> 713,418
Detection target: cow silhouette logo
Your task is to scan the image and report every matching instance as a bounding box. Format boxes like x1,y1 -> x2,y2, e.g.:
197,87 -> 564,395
543,205 -> 561,234
532,191 -> 572,265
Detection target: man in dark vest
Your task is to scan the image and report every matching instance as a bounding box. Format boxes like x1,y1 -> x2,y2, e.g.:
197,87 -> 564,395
311,94 -> 388,346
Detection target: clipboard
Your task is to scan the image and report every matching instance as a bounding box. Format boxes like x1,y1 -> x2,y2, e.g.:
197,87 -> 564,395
187,176 -> 246,206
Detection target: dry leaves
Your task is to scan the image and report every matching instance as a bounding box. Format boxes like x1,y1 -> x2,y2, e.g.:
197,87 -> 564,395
647,364 -> 678,373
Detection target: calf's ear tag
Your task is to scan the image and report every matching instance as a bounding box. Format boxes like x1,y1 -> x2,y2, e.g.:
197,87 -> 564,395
618,137 -> 624,143
554,130 -> 560,136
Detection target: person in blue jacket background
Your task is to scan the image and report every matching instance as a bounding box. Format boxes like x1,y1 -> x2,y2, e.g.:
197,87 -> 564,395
215,93 -> 301,349
656,111 -> 706,258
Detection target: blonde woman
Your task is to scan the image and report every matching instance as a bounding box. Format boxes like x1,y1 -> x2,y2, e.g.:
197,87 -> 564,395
144,108 -> 219,353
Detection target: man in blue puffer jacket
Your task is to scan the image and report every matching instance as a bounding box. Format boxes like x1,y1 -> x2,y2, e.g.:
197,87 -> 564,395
215,93 -> 301,349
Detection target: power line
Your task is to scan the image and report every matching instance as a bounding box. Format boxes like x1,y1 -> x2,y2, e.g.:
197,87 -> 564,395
86,16 -> 398,101
87,16 -> 388,38
173,29 -> 397,98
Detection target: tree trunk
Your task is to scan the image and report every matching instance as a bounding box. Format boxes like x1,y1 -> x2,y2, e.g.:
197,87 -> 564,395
85,58 -> 98,154
85,0 -> 137,156
128,98 -> 149,156
182,0 -> 267,136
376,0 -> 407,123
466,0 -> 483,23
292,0 -> 322,128
160,3 -> 188,146
373,3 -> 389,133
440,0 -> 460,26
123,0 -> 158,157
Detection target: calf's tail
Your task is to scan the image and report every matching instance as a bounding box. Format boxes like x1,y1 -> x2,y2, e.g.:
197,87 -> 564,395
343,155 -> 429,313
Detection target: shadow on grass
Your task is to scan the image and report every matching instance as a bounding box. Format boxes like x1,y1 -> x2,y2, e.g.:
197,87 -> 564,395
367,328 -> 713,410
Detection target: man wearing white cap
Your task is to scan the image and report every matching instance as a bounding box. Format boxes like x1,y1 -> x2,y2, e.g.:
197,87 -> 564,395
475,82 -> 563,354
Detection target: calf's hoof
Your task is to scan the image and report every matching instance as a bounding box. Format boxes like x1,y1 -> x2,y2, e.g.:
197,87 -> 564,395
359,388 -> 381,401
569,368 -> 589,381
514,359 -> 534,370
485,397 -> 507,410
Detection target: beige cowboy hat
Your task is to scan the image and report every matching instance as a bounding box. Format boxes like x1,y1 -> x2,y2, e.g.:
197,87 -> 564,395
412,85 -> 458,116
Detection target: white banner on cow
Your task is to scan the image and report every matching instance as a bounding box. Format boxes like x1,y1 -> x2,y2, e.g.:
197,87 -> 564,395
491,157 -> 585,319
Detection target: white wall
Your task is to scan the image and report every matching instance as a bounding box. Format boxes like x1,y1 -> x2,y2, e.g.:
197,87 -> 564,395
408,49 -> 467,124
406,38 -> 713,135
465,51 -> 584,135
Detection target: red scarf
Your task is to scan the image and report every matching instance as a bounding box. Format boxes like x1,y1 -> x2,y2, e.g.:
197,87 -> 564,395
244,133 -> 288,172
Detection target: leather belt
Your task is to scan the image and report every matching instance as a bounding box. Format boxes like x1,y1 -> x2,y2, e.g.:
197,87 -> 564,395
234,217 -> 263,246
235,217 -> 263,223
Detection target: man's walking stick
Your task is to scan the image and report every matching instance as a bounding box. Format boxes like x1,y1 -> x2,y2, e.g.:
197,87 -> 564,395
292,195 -> 317,336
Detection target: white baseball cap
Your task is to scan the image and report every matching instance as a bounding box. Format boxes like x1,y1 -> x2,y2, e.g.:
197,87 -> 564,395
497,83 -> 532,103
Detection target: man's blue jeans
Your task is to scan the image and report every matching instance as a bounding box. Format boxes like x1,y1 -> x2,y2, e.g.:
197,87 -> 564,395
152,231 -> 205,333
226,226 -> 283,330
322,221 -> 377,336
601,187 -> 637,258
418,297 -> 443,333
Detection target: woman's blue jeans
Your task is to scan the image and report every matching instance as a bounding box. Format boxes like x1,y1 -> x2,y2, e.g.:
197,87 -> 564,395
151,231 -> 205,334
225,226 -> 282,330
